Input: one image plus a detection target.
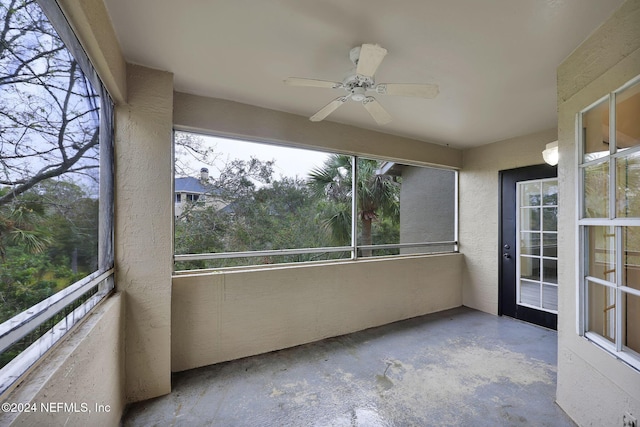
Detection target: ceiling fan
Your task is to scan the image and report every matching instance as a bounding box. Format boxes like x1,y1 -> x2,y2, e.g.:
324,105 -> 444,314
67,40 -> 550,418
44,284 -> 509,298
284,43 -> 439,125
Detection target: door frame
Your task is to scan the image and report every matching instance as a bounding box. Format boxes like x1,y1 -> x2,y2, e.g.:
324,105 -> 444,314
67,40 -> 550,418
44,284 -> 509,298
498,164 -> 558,329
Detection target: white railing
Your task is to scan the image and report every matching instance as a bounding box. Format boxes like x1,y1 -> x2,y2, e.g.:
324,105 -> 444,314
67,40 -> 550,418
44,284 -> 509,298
0,268 -> 114,395
174,241 -> 458,263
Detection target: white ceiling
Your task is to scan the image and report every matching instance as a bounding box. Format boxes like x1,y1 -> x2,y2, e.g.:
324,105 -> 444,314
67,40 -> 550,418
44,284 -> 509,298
103,0 -> 623,148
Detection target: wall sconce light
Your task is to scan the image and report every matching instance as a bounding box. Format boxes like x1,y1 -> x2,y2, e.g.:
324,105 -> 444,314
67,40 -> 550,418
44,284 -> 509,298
542,141 -> 559,166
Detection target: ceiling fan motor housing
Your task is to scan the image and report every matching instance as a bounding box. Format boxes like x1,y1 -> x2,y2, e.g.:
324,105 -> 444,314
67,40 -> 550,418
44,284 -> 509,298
342,74 -> 374,95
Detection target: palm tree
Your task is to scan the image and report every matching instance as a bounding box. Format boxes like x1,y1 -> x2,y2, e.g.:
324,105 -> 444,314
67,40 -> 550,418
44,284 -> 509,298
0,189 -> 51,260
308,155 -> 400,257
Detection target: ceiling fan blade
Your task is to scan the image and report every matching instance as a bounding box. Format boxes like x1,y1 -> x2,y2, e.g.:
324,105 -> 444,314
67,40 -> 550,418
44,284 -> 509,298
376,83 -> 439,98
356,44 -> 387,78
363,97 -> 392,125
284,77 -> 343,89
310,96 -> 348,122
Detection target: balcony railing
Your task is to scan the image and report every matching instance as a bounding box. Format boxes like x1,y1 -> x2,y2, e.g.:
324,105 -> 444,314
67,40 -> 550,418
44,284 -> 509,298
0,268 -> 114,395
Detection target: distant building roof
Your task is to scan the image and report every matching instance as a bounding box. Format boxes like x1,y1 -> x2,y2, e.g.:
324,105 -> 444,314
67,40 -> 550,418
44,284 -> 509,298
175,177 -> 208,193
376,161 -> 404,177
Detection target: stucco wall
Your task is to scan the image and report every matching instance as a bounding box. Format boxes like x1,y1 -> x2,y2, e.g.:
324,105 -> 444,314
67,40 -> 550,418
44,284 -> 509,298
459,128 -> 557,314
172,254 -> 463,372
115,64 -> 174,402
173,92 -> 462,169
556,0 -> 640,424
0,294 -> 124,427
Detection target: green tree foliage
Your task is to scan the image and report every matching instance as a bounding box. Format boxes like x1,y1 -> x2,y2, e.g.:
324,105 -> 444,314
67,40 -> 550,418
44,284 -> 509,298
309,155 -> 400,256
174,164 -> 340,269
176,152 -> 402,268
0,182 -> 97,324
0,187 -> 51,260
230,177 -> 333,254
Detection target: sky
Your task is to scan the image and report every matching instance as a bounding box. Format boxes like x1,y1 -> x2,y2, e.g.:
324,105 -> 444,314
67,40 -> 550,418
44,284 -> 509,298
176,132 -> 331,181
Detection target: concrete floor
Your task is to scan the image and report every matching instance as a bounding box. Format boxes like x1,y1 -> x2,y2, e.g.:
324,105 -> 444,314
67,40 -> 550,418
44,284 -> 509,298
123,307 -> 575,426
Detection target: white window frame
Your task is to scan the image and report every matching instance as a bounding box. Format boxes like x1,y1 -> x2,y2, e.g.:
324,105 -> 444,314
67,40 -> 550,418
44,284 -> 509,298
577,75 -> 640,371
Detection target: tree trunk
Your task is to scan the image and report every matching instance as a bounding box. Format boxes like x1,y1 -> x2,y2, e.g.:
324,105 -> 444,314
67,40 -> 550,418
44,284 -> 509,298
361,218 -> 372,257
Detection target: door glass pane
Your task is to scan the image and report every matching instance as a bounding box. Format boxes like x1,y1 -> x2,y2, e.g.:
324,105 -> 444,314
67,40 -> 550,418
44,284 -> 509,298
623,226 -> 640,291
542,284 -> 558,311
625,292 -> 640,354
543,181 -> 558,205
521,182 -> 541,206
520,281 -> 540,307
543,233 -> 557,257
543,207 -> 558,231
581,98 -> 610,162
616,151 -> 640,218
583,161 -> 609,218
587,281 -> 616,344
586,226 -> 616,282
521,208 -> 540,231
520,256 -> 540,281
615,80 -> 640,152
521,232 -> 540,256
517,178 -> 557,314
543,259 -> 558,284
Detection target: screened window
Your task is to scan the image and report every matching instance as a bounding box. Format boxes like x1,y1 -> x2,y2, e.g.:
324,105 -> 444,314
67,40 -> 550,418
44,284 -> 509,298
173,131 -> 458,270
0,0 -> 114,392
579,76 -> 640,368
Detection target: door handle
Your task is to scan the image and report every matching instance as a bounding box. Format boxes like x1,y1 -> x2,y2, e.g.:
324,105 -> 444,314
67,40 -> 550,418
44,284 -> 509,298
503,253 -> 511,259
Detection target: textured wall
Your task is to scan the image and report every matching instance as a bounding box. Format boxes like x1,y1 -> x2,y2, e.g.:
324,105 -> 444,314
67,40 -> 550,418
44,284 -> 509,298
115,64 -> 174,402
459,128 -> 557,314
556,0 -> 640,424
173,92 -> 462,169
0,295 -> 125,427
172,254 -> 463,372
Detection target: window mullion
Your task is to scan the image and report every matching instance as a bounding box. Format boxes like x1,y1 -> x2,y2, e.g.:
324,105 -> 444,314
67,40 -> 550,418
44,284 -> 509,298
576,112 -> 586,335
609,92 -> 616,220
615,226 -> 623,351
351,156 -> 358,260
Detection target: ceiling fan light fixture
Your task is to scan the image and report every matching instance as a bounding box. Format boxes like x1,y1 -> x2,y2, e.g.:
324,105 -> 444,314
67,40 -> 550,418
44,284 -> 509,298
542,141 -> 559,166
351,86 -> 367,101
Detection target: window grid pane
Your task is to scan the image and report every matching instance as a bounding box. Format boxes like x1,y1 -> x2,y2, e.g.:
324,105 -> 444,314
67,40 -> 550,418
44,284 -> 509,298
579,77 -> 640,369
587,281 -> 616,344
616,151 -> 640,218
586,226 -> 616,283
583,161 -> 610,218
624,226 -> 640,291
582,98 -> 610,162
520,182 -> 541,206
543,284 -> 558,311
521,232 -> 541,256
520,280 -> 541,307
520,207 -> 541,231
615,79 -> 640,153
624,292 -> 640,354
